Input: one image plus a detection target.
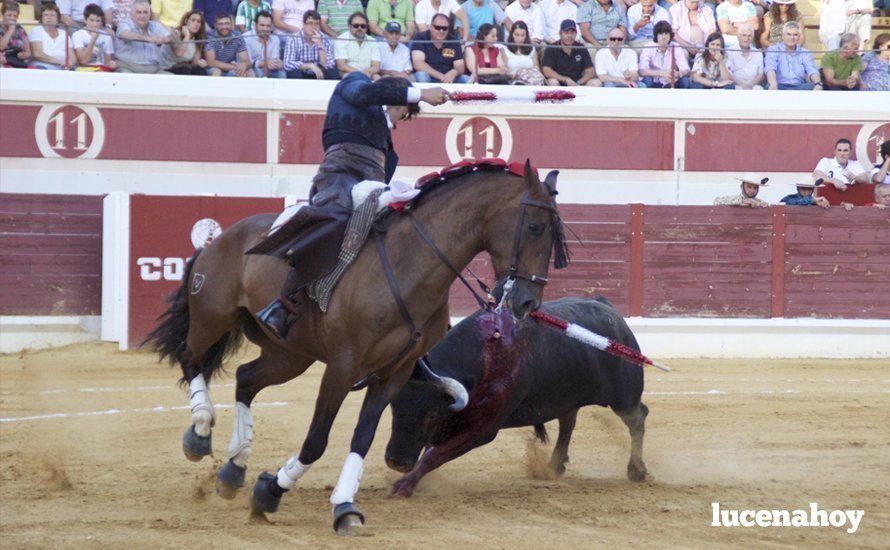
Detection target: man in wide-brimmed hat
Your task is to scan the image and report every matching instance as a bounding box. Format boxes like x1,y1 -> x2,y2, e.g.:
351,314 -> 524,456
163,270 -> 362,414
714,173 -> 770,207
780,176 -> 830,208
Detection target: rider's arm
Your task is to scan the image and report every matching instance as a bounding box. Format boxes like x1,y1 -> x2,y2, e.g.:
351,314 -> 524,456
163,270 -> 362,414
337,73 -> 420,107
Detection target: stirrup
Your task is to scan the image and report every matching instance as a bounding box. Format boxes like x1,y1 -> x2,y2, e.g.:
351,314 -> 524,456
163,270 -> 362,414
257,300 -> 294,339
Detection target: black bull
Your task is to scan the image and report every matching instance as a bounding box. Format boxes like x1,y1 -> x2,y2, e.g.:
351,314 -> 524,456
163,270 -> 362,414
385,297 -> 650,496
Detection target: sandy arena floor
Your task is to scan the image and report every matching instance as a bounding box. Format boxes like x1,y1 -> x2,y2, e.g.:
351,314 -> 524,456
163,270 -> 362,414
1,342 -> 887,549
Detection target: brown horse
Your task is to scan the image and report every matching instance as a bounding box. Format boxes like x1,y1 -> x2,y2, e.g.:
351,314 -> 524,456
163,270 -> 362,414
145,161 -> 568,534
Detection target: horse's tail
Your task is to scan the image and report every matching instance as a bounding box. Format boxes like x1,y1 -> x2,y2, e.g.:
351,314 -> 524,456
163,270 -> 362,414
141,247 -> 244,384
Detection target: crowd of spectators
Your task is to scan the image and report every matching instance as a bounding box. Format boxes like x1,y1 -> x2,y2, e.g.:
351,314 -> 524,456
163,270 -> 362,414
1,0 -> 888,90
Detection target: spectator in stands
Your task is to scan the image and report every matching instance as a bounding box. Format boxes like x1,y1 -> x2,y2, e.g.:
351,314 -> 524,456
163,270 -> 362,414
160,9 -> 208,74
367,0 -> 415,41
871,183 -> 890,208
821,33 -> 862,91
506,0 -> 546,45
1,2 -> 31,68
71,0 -> 113,26
110,0 -> 135,28
465,22 -> 509,83
204,13 -> 252,76
670,0 -> 716,56
760,0 -> 803,50
578,0 -> 626,48
872,140 -> 890,185
765,22 -> 822,90
813,138 -> 869,190
860,32 -> 889,91
335,12 -> 380,79
53,0 -> 74,27
115,0 -> 175,72
194,0 -> 235,30
690,32 -> 734,88
29,3 -> 75,69
73,3 -> 116,69
626,0 -> 669,48
272,0 -> 313,36
818,0 -> 846,51
780,177 -> 830,208
542,18 -> 600,86
463,0 -> 511,41
845,0 -> 873,49
247,10 -> 286,77
378,21 -> 412,79
726,23 -> 762,89
317,0 -> 362,37
503,20 -> 545,85
541,0 -> 579,45
714,174 -> 769,207
152,0 -> 191,29
285,9 -> 337,79
715,0 -> 757,50
410,12 -> 469,82
415,0 -> 471,43
235,0 -> 272,33
639,20 -> 691,88
595,27 -> 644,86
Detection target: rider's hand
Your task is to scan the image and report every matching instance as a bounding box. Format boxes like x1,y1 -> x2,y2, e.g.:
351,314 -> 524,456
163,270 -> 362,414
419,87 -> 450,106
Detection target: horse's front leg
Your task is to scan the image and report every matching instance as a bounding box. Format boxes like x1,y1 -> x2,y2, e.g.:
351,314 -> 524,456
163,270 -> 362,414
328,367 -> 414,535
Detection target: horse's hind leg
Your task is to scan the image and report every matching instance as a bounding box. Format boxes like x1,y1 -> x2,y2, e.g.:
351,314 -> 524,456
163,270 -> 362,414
549,408 -> 579,476
616,402 -> 649,482
216,348 -> 314,499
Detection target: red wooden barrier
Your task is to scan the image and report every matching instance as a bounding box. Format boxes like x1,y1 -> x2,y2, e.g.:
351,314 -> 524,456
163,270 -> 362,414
816,183 -> 877,206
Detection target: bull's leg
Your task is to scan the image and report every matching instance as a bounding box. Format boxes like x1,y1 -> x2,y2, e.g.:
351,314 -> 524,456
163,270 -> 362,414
215,352 -> 313,499
549,409 -> 579,476
249,361 -> 353,517
329,368 -> 414,536
616,402 -> 649,482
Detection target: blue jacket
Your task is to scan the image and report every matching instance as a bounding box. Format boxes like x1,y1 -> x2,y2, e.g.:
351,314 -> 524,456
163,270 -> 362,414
780,193 -> 816,206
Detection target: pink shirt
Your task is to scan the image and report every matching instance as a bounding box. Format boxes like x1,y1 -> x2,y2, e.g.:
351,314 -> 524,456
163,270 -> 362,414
639,41 -> 691,85
669,1 -> 716,47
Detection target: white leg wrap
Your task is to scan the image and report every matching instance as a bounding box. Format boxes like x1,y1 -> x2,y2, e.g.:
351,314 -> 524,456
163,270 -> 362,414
276,456 -> 310,491
330,452 -> 364,505
189,376 -> 215,437
227,402 -> 254,466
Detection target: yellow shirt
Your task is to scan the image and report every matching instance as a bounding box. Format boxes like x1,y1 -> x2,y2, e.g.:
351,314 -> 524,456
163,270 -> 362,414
155,0 -> 193,28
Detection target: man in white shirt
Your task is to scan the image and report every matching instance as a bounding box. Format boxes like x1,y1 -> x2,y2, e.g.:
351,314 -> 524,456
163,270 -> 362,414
594,27 -> 643,87
726,23 -> 762,89
414,0 -> 471,42
813,138 -> 870,191
845,0 -> 873,49
540,0 -> 578,44
378,21 -> 412,78
505,0 -> 545,44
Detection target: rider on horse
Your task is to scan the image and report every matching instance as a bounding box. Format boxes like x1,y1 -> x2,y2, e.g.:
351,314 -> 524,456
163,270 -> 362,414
256,73 -> 450,338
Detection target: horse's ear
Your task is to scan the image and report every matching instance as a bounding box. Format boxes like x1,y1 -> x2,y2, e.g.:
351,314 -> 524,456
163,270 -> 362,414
523,159 -> 535,189
544,170 -> 559,194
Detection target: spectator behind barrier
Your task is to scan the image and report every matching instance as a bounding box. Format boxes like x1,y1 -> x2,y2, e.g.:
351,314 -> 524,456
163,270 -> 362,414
235,0 -> 272,33
285,9 -> 338,79
541,18 -> 600,87
860,32 -> 889,91
110,0 -> 135,29
115,0 -> 175,73
813,138 -> 869,191
502,20 -> 545,85
595,26 -> 644,87
578,0 -> 626,48
505,0 -> 545,45
765,21 -> 821,90
160,9 -> 208,75
463,0 -> 510,41
336,12 -> 381,79
626,0 -> 669,48
726,23 -> 763,89
639,20 -> 691,89
272,0 -> 313,35
670,0 -> 716,57
821,33 -> 862,90
760,0 -> 803,50
378,20 -> 413,79
415,0 -> 471,43
71,0 -> 113,26
204,13 -> 252,77
194,0 -> 236,30
247,10 -> 286,78
317,0 -> 363,37
818,0 -> 846,51
73,3 -> 117,70
715,0 -> 758,50
29,2 -> 75,70
780,176 -> 830,208
845,0 -> 873,49
1,2 -> 31,68
367,0 -> 415,40
54,0 -> 75,27
872,184 -> 890,208
411,12 -> 469,83
465,22 -> 509,84
714,174 -> 769,207
690,32 -> 735,88
540,0 -> 579,45
870,140 -> 890,185
153,0 -> 192,29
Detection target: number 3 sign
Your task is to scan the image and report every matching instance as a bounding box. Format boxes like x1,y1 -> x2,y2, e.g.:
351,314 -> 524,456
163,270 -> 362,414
34,104 -> 105,159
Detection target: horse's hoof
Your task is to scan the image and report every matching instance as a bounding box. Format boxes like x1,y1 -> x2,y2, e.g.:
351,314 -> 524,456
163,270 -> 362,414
627,461 -> 649,482
549,460 -> 567,477
182,425 -> 212,462
216,459 -> 246,500
250,472 -> 282,514
333,502 -> 365,536
391,477 -> 416,498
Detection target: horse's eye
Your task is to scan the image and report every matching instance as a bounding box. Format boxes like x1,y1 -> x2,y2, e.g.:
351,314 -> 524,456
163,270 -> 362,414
527,223 -> 545,236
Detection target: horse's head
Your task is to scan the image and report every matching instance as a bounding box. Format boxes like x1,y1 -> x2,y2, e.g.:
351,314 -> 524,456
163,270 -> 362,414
489,161 -> 569,320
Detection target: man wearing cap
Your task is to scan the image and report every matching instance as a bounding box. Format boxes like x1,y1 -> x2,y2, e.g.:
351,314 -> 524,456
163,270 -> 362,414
542,19 -> 600,86
813,138 -> 869,191
780,177 -> 830,208
378,21 -> 413,79
714,175 -> 769,207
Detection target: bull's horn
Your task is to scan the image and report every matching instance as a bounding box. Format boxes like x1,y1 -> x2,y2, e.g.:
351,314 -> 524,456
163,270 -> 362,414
418,358 -> 468,412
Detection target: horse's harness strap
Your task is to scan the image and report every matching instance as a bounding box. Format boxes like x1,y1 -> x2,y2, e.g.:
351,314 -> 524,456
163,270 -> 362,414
506,193 -> 557,287
373,231 -> 419,339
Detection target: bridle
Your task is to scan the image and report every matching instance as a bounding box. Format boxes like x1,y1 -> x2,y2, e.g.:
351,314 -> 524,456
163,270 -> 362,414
505,190 -> 560,288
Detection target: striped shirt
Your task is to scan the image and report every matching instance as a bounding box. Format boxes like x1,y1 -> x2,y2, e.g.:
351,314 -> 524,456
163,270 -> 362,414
317,0 -> 364,36
204,30 -> 247,63
235,0 -> 272,31
284,31 -> 336,70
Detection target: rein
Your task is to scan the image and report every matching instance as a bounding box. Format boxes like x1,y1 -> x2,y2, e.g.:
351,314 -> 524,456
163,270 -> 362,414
508,191 -> 559,287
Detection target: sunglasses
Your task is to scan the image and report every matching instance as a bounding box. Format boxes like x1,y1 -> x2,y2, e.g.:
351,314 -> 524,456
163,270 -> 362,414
432,24 -> 449,31
609,37 -> 624,42
351,23 -> 367,29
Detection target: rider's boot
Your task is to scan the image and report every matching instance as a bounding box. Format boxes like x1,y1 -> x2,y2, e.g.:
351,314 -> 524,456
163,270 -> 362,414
258,269 -> 299,339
